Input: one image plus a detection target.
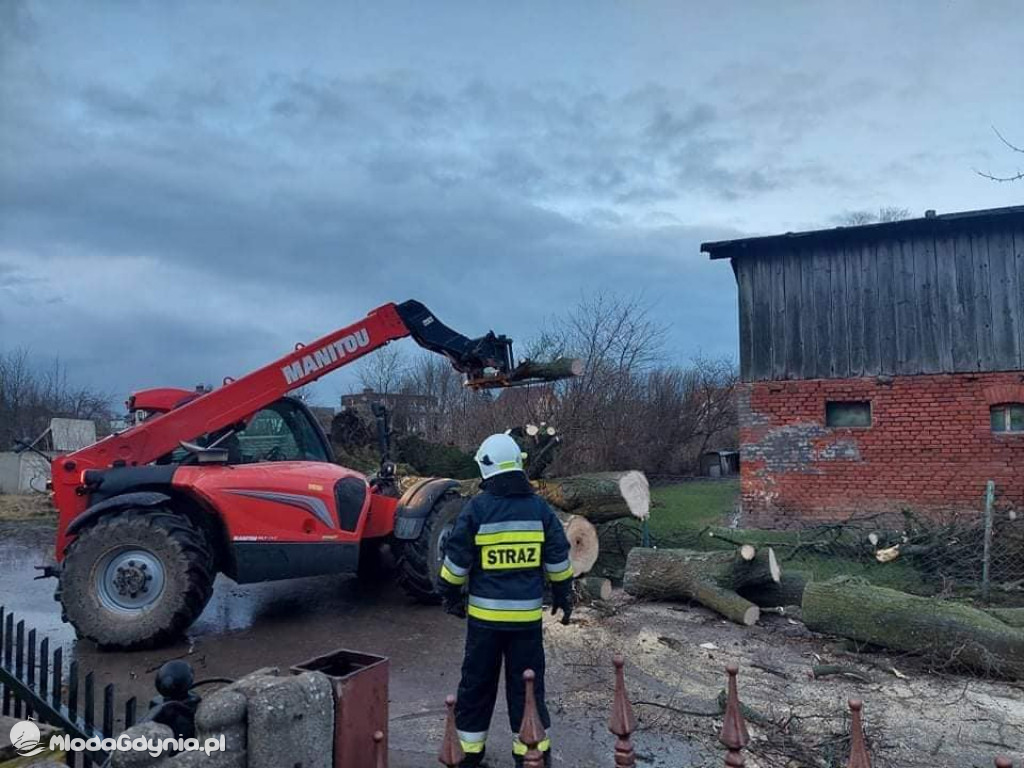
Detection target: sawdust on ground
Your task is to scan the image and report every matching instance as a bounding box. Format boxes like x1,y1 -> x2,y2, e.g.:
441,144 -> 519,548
545,593 -> 1023,768
0,493 -> 56,521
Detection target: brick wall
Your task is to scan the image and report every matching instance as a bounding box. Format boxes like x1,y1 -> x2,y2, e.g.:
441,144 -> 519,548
739,371 -> 1024,527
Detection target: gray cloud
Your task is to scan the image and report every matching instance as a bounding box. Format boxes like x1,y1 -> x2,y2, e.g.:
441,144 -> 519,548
1,1 -> 1021,400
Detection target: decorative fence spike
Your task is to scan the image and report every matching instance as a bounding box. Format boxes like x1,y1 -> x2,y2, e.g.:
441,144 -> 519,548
847,700 -> 871,768
438,694 -> 464,767
373,729 -> 386,768
608,654 -> 636,768
719,664 -> 749,767
519,669 -> 547,768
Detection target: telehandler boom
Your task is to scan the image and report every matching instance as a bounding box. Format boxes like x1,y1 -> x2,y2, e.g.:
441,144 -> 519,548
46,300 -> 577,649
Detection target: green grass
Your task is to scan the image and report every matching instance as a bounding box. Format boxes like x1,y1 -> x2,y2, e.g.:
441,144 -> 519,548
645,479 -> 740,549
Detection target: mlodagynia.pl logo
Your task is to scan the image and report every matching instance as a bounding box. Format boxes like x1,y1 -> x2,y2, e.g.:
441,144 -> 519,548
10,720 -> 45,756
9,719 -> 225,758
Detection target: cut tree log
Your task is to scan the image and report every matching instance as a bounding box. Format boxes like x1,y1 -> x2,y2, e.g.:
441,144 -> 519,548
557,513 -> 599,576
739,570 -> 812,608
533,471 -> 650,522
400,475 -> 604,574
577,577 -> 613,601
507,357 -> 584,383
623,547 -> 780,626
802,577 -> 1024,679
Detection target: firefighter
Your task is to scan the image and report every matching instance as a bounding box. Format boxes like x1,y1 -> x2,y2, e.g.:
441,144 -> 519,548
439,433 -> 573,767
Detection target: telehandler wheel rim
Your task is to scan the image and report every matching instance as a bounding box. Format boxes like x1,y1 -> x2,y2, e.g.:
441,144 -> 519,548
434,520 -> 455,580
96,548 -> 166,612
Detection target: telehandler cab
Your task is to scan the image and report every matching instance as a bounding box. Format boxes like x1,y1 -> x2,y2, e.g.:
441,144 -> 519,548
42,300 -> 577,649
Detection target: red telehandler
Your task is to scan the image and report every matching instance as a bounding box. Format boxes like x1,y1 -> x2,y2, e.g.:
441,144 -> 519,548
41,300 -> 577,649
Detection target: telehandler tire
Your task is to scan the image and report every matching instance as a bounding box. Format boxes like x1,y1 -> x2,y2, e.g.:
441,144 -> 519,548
60,509 -> 214,650
394,491 -> 465,604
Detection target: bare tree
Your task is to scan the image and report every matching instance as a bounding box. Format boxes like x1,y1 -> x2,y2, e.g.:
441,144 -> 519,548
392,293 -> 740,478
837,206 -> 912,226
0,348 -> 113,450
976,127 -> 1023,183
355,344 -> 407,395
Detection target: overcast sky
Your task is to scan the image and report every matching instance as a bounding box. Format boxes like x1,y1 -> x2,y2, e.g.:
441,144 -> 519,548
1,1 -> 1022,406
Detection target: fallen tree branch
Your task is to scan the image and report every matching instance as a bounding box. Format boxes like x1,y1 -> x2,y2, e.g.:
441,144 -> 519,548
810,664 -> 872,684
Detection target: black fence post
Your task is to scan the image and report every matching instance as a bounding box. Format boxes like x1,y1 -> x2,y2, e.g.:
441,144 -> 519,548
68,660 -> 80,724
27,628 -> 37,720
103,684 -> 115,739
14,619 -> 24,718
125,697 -> 137,729
84,671 -> 95,767
52,646 -> 64,711
0,608 -> 8,717
39,637 -> 50,710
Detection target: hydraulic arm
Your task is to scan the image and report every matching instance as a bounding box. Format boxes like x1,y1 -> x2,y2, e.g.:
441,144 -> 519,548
50,300 -> 577,520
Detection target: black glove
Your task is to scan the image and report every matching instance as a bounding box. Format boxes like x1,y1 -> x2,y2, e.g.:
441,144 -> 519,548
550,581 -> 573,625
442,584 -> 467,619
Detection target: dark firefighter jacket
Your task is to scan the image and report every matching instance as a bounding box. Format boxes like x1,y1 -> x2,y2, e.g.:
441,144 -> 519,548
440,471 -> 573,629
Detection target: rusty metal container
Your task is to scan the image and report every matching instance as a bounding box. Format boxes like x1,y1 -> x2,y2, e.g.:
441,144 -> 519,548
293,649 -> 389,768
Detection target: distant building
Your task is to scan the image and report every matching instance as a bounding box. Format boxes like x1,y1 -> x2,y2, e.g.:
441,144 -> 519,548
704,205 -> 1024,525
0,418 -> 97,493
340,388 -> 438,435
700,450 -> 740,478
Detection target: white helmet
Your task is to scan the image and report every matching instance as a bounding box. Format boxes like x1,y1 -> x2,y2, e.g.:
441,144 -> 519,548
474,433 -> 525,480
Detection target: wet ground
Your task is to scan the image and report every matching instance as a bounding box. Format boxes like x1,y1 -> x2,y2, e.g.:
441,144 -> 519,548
0,522 -> 702,767
7,520 -> 1020,767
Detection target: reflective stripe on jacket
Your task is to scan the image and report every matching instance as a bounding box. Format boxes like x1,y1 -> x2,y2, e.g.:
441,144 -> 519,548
440,472 -> 573,629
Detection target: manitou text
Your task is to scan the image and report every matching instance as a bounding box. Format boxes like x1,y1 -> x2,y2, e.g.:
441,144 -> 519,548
281,329 -> 372,385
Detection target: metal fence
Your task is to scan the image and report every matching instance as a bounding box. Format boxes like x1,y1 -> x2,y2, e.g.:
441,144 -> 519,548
0,606 -> 138,766
430,657 -> 1017,768
720,500 -> 1024,605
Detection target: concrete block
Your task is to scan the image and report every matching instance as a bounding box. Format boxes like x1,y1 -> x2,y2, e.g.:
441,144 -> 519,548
245,671 -> 334,768
195,687 -> 248,756
109,722 -> 175,768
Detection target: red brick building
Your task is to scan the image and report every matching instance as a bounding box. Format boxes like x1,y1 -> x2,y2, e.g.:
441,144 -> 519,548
703,206 -> 1024,526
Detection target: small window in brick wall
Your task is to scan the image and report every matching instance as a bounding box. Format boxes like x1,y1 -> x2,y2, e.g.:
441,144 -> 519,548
991,404 -> 1024,433
825,401 -> 871,428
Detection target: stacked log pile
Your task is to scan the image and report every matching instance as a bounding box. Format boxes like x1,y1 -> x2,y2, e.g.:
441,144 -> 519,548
621,542 -> 1024,679
405,470 -> 651,578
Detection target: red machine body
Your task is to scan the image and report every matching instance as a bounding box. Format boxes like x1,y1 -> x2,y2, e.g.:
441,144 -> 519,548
52,302 -> 409,555
46,299 -> 555,649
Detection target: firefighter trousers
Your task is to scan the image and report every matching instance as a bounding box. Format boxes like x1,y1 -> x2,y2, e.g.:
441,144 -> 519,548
454,623 -> 551,756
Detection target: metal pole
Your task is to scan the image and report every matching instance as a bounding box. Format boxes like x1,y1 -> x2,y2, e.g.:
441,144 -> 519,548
982,480 -> 995,603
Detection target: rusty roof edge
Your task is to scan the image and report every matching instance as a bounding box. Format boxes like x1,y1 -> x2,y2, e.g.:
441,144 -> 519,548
701,204 -> 1024,259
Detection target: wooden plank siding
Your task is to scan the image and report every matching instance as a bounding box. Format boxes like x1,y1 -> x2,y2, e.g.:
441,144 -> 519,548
1017,227 -> 1024,366
735,225 -> 1024,381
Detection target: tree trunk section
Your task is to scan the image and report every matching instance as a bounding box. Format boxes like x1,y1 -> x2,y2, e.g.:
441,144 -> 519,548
577,577 -> 613,601
802,578 -> 1024,679
623,548 -> 780,626
508,357 -> 584,383
557,512 -> 599,576
739,570 -> 812,608
533,471 -> 650,522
